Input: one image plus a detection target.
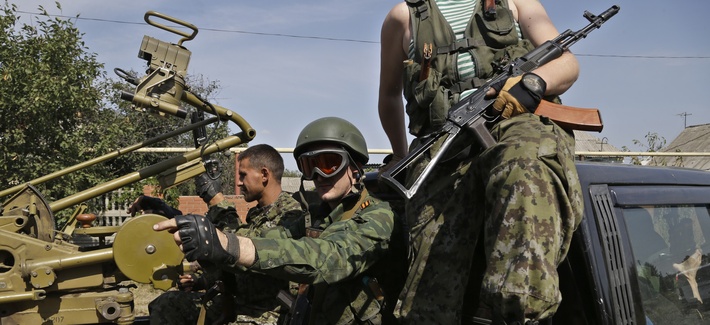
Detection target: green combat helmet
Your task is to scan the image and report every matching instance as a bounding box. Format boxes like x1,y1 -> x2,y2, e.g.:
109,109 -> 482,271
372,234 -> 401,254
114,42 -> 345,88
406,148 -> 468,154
294,117 -> 369,165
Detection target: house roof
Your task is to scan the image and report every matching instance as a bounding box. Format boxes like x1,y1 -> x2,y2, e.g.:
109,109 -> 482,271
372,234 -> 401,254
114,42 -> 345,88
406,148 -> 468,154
657,123 -> 710,170
574,130 -> 621,152
282,177 -> 312,193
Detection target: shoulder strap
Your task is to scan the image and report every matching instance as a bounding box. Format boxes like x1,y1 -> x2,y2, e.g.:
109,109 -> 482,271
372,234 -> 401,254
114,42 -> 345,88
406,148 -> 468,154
296,183 -> 312,228
341,188 -> 371,221
405,0 -> 429,20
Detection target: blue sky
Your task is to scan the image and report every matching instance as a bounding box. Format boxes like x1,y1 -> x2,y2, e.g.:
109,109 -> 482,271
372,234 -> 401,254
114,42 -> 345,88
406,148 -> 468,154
13,1 -> 710,170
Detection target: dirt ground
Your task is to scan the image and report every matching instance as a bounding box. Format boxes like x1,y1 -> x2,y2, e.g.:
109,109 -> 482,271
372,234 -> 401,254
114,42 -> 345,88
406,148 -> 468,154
131,283 -> 164,316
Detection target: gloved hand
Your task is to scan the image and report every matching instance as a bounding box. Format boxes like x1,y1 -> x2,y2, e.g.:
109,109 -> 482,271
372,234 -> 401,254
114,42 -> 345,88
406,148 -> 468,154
195,172 -> 222,204
180,273 -> 215,292
377,153 -> 404,179
175,214 -> 238,265
490,72 -> 547,119
127,195 -> 182,218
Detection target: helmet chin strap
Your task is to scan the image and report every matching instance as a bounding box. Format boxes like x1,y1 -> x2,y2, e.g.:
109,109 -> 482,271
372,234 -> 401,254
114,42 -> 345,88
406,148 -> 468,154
350,163 -> 365,192
340,149 -> 365,193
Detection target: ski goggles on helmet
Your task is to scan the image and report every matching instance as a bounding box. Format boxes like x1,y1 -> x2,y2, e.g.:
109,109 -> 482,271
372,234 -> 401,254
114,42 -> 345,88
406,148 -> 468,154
297,148 -> 351,181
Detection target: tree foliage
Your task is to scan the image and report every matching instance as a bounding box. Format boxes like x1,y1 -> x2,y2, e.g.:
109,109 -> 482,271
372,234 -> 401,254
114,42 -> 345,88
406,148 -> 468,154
283,168 -> 303,178
622,132 -> 667,166
0,2 -> 106,202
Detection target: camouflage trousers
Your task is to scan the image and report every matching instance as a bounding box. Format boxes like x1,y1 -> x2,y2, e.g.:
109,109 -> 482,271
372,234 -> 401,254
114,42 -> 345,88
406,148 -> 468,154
148,290 -> 283,325
396,114 -> 584,324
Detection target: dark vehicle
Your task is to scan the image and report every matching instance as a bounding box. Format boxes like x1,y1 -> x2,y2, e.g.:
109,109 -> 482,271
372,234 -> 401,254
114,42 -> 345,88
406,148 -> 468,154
370,161 -> 710,324
555,162 -> 710,324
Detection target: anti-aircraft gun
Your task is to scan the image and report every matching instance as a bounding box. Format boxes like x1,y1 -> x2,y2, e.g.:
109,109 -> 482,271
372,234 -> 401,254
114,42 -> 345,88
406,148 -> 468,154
0,11 -> 255,324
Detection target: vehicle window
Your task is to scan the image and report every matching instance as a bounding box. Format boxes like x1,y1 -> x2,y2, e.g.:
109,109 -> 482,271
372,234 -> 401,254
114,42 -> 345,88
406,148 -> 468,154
623,205 -> 710,324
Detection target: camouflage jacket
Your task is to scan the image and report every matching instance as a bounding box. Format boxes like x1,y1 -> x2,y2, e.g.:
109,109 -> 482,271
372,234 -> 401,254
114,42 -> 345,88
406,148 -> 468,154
205,192 -> 307,312
247,190 -> 398,324
236,191 -> 307,240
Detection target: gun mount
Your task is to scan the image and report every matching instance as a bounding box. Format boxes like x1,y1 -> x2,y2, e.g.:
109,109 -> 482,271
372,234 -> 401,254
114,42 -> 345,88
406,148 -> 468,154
0,11 -> 255,324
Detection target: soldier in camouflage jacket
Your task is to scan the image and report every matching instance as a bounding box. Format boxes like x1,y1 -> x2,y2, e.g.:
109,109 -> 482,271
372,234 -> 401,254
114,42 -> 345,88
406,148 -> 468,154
149,144 -> 307,325
155,118 -> 406,325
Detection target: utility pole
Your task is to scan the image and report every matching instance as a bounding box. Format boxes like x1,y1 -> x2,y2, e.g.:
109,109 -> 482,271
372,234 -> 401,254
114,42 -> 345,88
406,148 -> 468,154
677,112 -> 692,128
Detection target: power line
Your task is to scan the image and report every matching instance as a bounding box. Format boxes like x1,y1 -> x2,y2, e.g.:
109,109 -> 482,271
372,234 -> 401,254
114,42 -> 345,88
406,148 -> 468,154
576,54 -> 710,59
16,10 -> 378,44
16,10 -> 710,58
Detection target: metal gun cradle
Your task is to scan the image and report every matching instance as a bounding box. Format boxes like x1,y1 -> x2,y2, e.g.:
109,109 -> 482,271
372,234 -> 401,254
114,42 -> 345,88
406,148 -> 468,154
0,11 -> 255,324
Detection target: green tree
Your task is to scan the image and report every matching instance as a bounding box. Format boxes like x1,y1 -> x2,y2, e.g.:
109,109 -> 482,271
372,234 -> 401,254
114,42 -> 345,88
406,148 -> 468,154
283,168 -> 302,178
0,2 -> 106,202
622,132 -> 667,166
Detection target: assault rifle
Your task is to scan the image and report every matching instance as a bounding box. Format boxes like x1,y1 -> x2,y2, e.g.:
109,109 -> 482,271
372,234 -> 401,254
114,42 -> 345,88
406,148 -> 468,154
381,5 -> 619,199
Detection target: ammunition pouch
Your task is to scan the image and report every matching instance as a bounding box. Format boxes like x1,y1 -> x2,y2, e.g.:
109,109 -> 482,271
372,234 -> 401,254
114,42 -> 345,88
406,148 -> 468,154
403,60 -> 450,137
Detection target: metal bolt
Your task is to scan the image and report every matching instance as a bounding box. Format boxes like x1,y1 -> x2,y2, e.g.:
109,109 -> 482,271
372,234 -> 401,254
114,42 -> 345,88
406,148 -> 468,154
145,244 -> 156,254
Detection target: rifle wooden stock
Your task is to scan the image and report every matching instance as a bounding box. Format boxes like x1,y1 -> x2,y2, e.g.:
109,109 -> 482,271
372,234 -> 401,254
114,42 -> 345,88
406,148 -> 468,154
535,100 -> 603,132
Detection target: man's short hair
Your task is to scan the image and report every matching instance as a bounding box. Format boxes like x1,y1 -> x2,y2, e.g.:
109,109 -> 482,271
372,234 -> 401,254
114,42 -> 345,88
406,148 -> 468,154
238,144 -> 285,182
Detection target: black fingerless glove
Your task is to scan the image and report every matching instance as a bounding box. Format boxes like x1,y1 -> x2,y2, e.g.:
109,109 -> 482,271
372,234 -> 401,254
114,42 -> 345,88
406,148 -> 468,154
141,196 -> 183,218
195,173 -> 222,204
174,214 -> 238,265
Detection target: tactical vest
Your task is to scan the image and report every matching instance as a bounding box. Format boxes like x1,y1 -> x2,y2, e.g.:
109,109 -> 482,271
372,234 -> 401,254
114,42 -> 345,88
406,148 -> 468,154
403,0 -> 535,136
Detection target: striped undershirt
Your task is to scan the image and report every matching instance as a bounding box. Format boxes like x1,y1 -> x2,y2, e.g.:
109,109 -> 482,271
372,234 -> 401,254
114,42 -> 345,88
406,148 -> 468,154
438,0 -> 477,81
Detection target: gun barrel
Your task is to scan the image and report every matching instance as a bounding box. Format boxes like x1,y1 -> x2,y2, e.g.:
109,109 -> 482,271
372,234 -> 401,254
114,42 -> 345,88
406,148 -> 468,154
23,248 -> 114,276
49,132 -> 247,212
0,117 -> 218,199
0,290 -> 46,304
130,91 -> 188,118
593,5 -> 620,23
559,5 -> 620,50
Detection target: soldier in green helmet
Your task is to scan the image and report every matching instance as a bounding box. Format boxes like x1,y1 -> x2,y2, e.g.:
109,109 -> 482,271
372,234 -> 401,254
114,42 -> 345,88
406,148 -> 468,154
155,117 -> 406,324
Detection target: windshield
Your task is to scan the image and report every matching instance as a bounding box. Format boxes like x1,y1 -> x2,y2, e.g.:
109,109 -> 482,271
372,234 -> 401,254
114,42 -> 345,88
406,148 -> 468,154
623,205 -> 710,324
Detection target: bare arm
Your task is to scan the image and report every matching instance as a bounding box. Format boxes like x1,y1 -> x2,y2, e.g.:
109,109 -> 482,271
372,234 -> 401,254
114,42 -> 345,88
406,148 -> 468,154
511,0 -> 579,95
378,3 -> 410,158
